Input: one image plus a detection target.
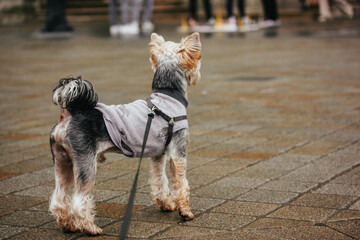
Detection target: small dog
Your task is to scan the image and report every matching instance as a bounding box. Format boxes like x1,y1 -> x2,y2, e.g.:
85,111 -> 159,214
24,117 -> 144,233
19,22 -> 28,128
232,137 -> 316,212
49,32 -> 201,235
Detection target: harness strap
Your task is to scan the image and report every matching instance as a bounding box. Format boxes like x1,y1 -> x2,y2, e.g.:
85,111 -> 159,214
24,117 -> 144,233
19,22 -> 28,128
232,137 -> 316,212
145,99 -> 187,152
118,110 -> 155,240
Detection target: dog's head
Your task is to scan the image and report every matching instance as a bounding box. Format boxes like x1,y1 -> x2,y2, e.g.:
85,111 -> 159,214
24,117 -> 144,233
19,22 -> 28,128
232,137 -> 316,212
149,32 -> 201,86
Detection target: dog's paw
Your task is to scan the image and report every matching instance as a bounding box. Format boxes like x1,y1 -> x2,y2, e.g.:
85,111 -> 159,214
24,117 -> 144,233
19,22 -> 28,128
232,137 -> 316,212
84,223 -> 103,235
179,210 -> 194,221
58,218 -> 78,233
156,198 -> 176,212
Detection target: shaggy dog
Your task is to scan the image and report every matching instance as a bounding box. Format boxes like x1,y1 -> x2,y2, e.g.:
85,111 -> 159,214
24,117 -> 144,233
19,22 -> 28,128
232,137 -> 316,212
49,32 -> 201,235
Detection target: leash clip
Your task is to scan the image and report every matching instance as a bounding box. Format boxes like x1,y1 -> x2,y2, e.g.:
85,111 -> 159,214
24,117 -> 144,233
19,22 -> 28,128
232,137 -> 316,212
148,106 -> 156,118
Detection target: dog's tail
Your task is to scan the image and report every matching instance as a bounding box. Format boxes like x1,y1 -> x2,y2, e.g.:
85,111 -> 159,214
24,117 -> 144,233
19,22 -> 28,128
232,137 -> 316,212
52,76 -> 98,113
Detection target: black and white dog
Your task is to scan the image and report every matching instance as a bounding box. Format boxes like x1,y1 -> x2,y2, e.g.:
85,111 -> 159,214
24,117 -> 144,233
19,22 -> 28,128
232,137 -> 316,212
49,32 -> 201,235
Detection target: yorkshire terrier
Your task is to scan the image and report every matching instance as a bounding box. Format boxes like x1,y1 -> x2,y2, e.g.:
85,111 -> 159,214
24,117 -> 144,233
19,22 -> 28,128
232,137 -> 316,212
49,32 -> 201,235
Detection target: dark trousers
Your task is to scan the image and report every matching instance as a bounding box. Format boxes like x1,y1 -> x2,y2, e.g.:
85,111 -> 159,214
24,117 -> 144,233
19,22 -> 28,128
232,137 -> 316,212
226,0 -> 245,18
189,0 -> 213,21
42,0 -> 72,32
261,0 -> 278,20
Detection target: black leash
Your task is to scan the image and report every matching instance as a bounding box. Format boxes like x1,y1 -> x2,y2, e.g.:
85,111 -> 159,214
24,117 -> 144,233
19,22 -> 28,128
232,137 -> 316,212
118,109 -> 155,240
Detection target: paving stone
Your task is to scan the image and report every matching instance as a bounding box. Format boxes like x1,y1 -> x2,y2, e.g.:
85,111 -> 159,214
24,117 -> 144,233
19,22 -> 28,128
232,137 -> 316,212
103,220 -> 171,238
290,193 -> 357,209
106,192 -> 154,206
15,185 -> 53,198
0,157 -> 53,174
0,194 -> 46,211
243,217 -> 313,230
0,210 -> 53,227
0,209 -> 13,217
246,225 -> 352,240
77,235 -> 118,240
331,172 -> 360,185
189,164 -> 237,176
233,167 -> 287,180
211,201 -> 279,216
153,226 -> 229,239
187,174 -> 222,189
190,197 -> 225,211
95,203 -> 145,219
131,206 -> 192,224
186,156 -> 218,169
327,209 -> 360,222
94,173 -> 149,192
349,199 -> 360,210
191,148 -> 232,158
288,140 -> 345,155
228,151 -> 276,160
321,129 -> 360,143
182,212 -> 256,230
0,172 -> 22,181
258,180 -> 317,193
6,228 -> 79,240
189,158 -> 257,176
193,177 -> 267,199
95,168 -> 130,183
315,183 -> 360,197
0,225 -> 28,239
326,219 -> 360,239
268,205 -> 336,222
237,189 -> 298,204
0,169 -> 54,194
253,153 -> 317,170
251,138 -> 304,154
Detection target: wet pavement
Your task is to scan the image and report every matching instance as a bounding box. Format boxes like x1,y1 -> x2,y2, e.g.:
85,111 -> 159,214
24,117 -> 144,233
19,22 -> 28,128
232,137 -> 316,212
0,18 -> 360,239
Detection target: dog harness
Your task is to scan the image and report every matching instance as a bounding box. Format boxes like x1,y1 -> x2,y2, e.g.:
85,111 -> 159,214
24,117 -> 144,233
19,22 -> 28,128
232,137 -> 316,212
95,91 -> 188,158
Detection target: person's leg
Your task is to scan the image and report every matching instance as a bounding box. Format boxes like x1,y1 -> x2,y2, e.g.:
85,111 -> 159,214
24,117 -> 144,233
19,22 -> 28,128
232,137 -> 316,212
238,0 -> 246,18
202,0 -> 213,20
189,0 -> 198,21
142,0 -> 154,23
108,0 -> 118,26
42,0 -> 73,32
131,0 -> 142,23
121,0 -> 129,24
318,0 -> 332,21
226,0 -> 234,18
266,0 -> 278,20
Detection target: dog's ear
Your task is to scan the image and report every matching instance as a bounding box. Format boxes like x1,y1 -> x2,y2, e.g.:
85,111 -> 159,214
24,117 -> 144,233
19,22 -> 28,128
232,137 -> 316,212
179,32 -> 202,70
149,33 -> 165,70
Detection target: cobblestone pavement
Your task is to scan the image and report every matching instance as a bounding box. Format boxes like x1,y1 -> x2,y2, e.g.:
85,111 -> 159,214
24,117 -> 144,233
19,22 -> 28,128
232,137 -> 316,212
0,18 -> 360,239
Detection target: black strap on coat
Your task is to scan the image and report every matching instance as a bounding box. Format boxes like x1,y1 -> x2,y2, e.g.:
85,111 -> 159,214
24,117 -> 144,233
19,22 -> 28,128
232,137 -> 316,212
145,99 -> 187,151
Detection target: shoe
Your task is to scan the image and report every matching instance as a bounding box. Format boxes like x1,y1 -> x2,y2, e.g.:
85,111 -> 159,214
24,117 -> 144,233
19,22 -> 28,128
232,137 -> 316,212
188,17 -> 198,31
119,22 -> 139,35
141,21 -> 154,33
222,16 -> 238,32
207,17 -> 216,27
259,19 -> 281,29
318,14 -> 332,22
334,0 -> 354,18
240,17 -> 259,32
109,25 -> 120,37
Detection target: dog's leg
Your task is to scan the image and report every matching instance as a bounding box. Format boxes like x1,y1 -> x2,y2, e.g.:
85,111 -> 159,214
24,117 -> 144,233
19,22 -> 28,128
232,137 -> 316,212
49,138 -> 77,232
169,130 -> 194,220
150,155 -> 176,211
71,153 -> 102,235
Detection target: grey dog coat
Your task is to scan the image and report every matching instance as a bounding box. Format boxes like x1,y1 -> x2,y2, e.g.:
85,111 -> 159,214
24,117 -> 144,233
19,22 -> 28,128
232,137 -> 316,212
95,92 -> 188,157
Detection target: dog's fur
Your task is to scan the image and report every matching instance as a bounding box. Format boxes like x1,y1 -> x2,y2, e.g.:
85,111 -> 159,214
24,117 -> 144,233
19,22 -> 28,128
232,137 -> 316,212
49,32 -> 201,235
